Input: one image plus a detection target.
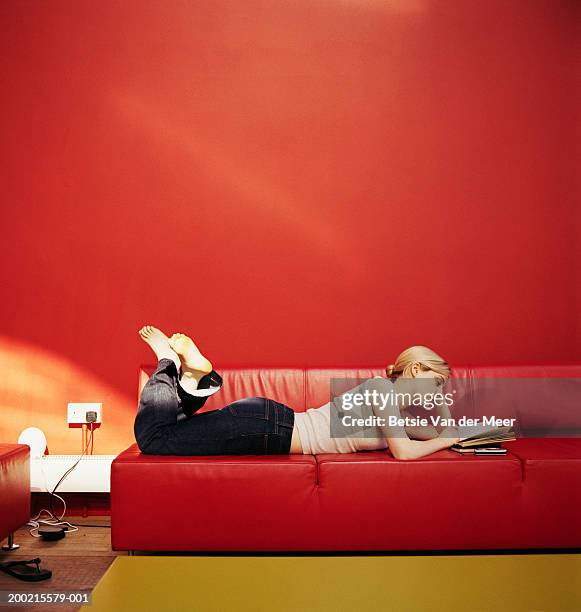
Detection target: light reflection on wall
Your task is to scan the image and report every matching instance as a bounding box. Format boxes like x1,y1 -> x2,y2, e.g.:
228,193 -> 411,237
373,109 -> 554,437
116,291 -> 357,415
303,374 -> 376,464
0,337 -> 136,454
109,91 -> 370,281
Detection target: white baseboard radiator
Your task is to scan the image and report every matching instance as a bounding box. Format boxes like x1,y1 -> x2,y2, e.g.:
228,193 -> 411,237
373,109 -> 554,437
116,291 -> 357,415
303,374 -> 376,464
30,455 -> 117,493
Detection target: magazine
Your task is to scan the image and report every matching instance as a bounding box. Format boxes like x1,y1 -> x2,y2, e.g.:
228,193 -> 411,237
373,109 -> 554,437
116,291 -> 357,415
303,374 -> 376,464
453,424 -> 516,448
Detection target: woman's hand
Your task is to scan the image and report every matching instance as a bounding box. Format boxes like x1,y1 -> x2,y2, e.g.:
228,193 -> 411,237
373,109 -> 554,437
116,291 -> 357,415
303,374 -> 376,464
437,426 -> 460,446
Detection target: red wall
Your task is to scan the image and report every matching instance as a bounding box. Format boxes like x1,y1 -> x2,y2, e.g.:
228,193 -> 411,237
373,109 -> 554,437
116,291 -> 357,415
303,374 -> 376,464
576,9 -> 581,360
1,0 -> 579,453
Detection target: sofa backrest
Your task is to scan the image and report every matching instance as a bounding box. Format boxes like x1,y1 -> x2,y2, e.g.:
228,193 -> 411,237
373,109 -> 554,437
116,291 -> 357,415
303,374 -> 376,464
138,364 -> 581,432
467,364 -> 581,435
139,367 -> 307,411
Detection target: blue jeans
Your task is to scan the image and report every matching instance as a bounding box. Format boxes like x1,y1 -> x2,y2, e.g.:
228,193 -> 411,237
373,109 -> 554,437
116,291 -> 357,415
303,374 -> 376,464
134,358 -> 295,455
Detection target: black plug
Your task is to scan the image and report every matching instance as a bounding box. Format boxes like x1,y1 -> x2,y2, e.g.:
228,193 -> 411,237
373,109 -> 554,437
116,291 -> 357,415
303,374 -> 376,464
86,411 -> 97,423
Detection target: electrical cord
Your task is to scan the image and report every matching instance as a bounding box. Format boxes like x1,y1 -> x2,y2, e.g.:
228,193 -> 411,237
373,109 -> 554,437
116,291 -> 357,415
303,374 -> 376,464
27,469 -> 79,538
48,422 -> 94,521
27,508 -> 79,538
27,422 -> 103,538
26,422 -> 95,538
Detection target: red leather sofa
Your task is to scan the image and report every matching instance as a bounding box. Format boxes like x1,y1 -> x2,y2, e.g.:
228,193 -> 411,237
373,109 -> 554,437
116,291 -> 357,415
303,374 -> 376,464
0,444 -> 31,551
111,365 -> 581,552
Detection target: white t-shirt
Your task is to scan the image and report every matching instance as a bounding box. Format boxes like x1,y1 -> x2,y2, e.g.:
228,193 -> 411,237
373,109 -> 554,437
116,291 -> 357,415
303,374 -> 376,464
294,377 -> 390,454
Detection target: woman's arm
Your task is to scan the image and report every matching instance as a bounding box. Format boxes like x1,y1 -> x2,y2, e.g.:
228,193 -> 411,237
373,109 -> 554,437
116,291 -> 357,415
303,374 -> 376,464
405,404 -> 453,438
404,421 -> 440,440
388,427 -> 460,460
431,401 -> 454,434
399,407 -> 441,440
363,378 -> 459,460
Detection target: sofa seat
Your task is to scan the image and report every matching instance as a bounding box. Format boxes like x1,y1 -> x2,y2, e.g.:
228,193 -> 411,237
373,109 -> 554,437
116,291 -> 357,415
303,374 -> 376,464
111,443 -> 319,552
0,443 -> 30,546
315,448 -> 524,550
507,438 -> 581,548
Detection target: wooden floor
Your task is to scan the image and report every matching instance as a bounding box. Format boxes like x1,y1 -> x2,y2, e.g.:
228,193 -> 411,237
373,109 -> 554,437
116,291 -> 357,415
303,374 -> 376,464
0,516 -> 120,612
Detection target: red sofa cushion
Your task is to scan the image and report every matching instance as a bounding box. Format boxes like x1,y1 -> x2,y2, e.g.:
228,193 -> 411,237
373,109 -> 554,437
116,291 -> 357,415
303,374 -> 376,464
111,443 -> 318,551
507,437 -> 581,547
315,449 -> 524,550
469,365 -> 581,435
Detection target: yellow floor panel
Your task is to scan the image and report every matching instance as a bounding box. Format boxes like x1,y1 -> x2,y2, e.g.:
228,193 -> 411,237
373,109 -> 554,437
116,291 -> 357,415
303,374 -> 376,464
90,554 -> 581,612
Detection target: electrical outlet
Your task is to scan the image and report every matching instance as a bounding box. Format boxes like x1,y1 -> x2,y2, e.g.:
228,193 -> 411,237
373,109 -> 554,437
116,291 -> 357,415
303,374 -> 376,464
67,402 -> 102,424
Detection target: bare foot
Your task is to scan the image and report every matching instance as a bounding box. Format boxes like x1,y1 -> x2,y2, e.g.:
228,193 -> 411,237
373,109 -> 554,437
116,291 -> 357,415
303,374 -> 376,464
168,333 -> 213,375
138,325 -> 181,371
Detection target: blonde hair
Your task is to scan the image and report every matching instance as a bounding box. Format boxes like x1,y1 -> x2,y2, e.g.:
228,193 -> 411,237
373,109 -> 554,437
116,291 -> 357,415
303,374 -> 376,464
386,345 -> 451,380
